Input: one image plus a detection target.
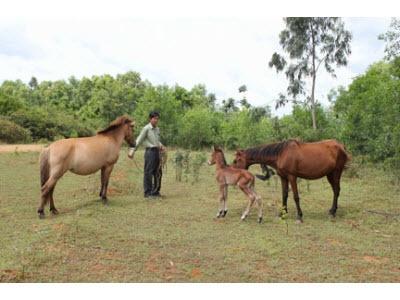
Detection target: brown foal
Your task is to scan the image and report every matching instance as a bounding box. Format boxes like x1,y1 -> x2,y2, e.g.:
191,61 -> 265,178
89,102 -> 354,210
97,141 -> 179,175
208,146 -> 263,223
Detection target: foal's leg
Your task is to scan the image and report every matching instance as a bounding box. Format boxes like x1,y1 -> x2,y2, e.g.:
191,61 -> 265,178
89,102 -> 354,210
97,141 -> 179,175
288,175 -> 303,223
238,181 -> 256,221
216,184 -> 226,218
253,191 -> 263,223
222,185 -> 228,217
280,176 -> 289,215
327,171 -> 341,217
100,165 -> 114,204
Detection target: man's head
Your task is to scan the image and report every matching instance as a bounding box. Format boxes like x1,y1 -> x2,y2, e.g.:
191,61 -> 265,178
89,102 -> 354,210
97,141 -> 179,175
149,111 -> 160,127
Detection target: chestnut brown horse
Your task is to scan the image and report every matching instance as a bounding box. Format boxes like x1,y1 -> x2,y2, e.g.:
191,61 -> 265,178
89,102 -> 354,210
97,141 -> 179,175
208,146 -> 263,223
38,116 -> 136,219
233,139 -> 351,222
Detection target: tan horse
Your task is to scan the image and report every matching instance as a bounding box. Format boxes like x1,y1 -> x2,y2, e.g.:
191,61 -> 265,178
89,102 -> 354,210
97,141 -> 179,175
38,116 -> 136,219
233,139 -> 351,222
208,146 -> 263,223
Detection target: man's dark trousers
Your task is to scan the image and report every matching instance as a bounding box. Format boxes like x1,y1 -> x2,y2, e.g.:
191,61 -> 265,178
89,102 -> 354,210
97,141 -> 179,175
144,147 -> 162,196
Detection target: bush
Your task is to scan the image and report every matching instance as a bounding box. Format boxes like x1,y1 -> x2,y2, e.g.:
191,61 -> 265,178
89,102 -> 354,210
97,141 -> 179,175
177,107 -> 222,149
0,118 -> 32,143
10,108 -> 94,141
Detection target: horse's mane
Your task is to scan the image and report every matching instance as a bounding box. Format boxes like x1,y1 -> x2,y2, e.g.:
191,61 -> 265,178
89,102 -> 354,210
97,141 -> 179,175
97,116 -> 133,135
244,139 -> 300,160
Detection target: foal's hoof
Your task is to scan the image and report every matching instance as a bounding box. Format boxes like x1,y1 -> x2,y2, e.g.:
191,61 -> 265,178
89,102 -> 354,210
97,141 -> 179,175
258,217 -> 263,224
329,210 -> 337,218
37,209 -> 45,219
222,210 -> 228,217
101,198 -> 109,205
295,219 -> 303,224
216,210 -> 223,218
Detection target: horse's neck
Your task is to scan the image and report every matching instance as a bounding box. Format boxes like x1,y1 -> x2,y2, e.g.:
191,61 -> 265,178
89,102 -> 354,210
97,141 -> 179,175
104,127 -> 125,148
248,155 -> 278,169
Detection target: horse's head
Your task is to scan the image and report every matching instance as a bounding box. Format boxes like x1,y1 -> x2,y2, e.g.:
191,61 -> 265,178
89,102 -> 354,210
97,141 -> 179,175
98,116 -> 136,147
232,150 -> 248,169
208,145 -> 225,166
121,117 -> 136,147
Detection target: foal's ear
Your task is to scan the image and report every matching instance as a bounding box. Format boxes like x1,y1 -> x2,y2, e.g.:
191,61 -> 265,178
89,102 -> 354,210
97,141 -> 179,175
214,145 -> 222,152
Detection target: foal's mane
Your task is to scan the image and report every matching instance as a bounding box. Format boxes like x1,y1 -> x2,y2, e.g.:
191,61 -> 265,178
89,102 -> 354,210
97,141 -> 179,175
97,116 -> 132,135
214,148 -> 228,166
244,139 -> 300,160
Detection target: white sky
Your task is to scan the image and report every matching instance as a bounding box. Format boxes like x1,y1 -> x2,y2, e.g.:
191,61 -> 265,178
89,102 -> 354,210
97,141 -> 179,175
0,1 -> 396,116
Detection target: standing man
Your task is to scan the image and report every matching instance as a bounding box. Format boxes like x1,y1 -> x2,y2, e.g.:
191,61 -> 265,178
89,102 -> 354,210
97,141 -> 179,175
128,111 -> 165,198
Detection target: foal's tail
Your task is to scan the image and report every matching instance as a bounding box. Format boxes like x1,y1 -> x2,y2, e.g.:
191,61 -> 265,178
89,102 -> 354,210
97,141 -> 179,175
39,148 -> 50,187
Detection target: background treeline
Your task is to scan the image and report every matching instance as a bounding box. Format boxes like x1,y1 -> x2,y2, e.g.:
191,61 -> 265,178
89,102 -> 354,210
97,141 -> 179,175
1,59 -> 399,174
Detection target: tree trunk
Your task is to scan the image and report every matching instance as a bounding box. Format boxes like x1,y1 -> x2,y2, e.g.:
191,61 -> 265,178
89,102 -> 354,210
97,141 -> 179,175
310,23 -> 317,130
310,73 -> 317,130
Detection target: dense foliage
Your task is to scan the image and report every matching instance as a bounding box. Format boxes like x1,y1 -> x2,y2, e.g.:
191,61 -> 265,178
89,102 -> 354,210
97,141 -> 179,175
0,63 -> 399,176
333,60 -> 400,174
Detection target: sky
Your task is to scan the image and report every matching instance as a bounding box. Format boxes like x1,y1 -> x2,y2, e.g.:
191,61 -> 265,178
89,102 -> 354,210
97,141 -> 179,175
0,3 -> 393,116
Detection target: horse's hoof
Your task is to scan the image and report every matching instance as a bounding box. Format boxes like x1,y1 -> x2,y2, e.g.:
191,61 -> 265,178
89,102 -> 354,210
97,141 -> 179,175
222,210 -> 228,217
329,210 -> 336,217
241,216 -> 247,221
38,213 -> 45,219
50,208 -> 59,215
295,219 -> 303,224
258,217 -> 263,223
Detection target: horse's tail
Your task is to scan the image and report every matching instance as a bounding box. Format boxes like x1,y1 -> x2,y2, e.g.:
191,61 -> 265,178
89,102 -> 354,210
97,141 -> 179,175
255,174 -> 269,181
255,164 -> 275,181
40,148 -> 50,187
340,144 -> 352,170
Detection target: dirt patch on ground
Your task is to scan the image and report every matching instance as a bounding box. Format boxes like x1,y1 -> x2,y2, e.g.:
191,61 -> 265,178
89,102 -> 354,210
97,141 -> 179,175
0,144 -> 45,153
0,269 -> 28,282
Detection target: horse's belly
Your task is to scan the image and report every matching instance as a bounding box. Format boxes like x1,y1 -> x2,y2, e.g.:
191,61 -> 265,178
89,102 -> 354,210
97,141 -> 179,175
70,154 -> 118,175
70,164 -> 101,175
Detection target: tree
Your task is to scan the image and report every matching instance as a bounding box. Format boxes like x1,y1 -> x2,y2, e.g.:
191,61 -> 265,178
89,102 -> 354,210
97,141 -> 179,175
238,84 -> 247,93
221,98 -> 238,113
379,18 -> 400,60
334,61 -> 400,164
29,77 -> 38,90
238,84 -> 250,109
269,17 -> 352,130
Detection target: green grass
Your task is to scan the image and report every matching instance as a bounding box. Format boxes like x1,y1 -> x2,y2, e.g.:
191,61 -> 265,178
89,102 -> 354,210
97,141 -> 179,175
0,150 -> 399,282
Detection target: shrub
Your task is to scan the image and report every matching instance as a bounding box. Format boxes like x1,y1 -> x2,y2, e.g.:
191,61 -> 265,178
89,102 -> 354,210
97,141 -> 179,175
0,117 -> 32,143
10,108 -> 93,141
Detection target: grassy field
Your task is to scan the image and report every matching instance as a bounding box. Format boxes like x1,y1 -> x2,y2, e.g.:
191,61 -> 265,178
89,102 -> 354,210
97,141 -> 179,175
0,149 -> 399,282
